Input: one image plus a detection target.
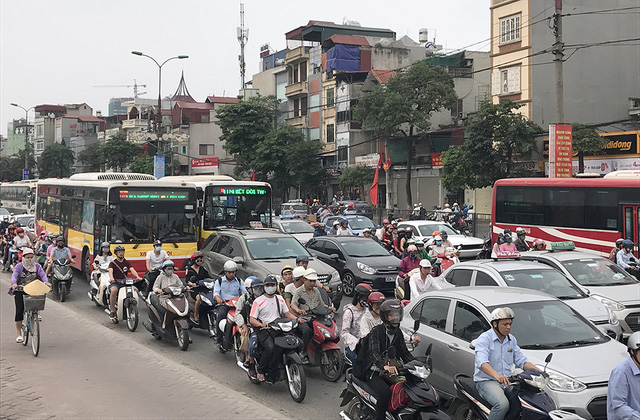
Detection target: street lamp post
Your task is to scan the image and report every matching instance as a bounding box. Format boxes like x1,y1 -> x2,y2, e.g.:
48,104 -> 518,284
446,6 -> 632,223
10,103 -> 35,178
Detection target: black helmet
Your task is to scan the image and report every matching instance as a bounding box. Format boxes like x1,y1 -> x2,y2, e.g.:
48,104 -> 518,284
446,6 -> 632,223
354,283 -> 372,300
264,274 -> 278,285
153,240 -> 162,247
380,299 -> 403,330
296,255 -> 309,264
441,231 -> 448,240
114,245 -> 125,253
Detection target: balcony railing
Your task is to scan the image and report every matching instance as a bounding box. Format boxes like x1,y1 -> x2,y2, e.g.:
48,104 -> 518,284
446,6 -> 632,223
286,115 -> 306,127
286,46 -> 309,63
122,118 -> 149,129
285,81 -> 308,97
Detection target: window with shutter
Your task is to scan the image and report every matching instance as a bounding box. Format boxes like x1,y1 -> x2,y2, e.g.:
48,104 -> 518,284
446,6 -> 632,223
499,14 -> 521,44
491,71 -> 501,96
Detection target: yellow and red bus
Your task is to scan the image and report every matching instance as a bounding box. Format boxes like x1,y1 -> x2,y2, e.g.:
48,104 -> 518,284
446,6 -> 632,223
158,175 -> 272,246
35,173 -> 198,281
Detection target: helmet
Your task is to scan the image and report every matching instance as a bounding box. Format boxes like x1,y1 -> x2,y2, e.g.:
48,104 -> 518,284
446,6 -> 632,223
407,245 -> 418,253
56,236 -> 65,243
245,277 -> 254,290
114,245 -> 125,253
191,251 -> 203,260
162,260 -> 175,269
404,227 -> 412,233
100,241 -> 110,249
622,239 -> 634,249
383,219 -> 389,225
444,204 -> 450,208
16,227 -> 24,234
333,220 -> 341,226
533,238 -> 545,248
250,276 -> 264,289
497,233 -> 505,243
453,203 -> 459,207
223,260 -> 238,272
434,235 -> 442,242
264,274 -> 278,285
503,228 -> 512,235
469,205 -> 473,209
354,283 -> 372,300
296,255 -> 309,264
386,224 -> 394,231
340,218 -> 348,226
516,227 -> 526,235
628,332 -> 640,351
281,265 -> 294,275
292,266 -> 306,279
419,259 -> 432,268
348,203 -> 355,208
303,268 -> 318,281
432,231 -> 440,237
22,247 -> 34,256
490,307 -> 515,323
441,231 -> 448,239
153,240 -> 162,247
380,300 -> 403,329
416,240 -> 425,248
436,205 -> 441,210
367,291 -> 385,306
616,238 -> 624,245
407,238 -> 416,245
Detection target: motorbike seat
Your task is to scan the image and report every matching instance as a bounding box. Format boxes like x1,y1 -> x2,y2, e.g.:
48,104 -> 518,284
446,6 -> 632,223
454,374 -> 492,409
149,293 -> 167,317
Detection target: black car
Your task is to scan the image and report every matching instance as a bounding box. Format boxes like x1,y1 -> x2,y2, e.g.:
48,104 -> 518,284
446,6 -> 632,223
305,236 -> 400,296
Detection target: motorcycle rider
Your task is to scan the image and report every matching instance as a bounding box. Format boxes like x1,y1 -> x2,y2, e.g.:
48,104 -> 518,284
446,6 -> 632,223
416,239 -> 433,263
151,260 -> 184,328
233,276 -> 265,369
382,224 -> 394,250
45,234 -> 58,260
186,251 -> 210,323
607,331 -> 640,419
514,228 -> 530,252
491,233 -> 506,257
532,238 -> 546,251
409,259 -> 441,300
145,240 -> 168,293
337,218 -> 351,236
343,202 -> 357,215
108,245 -> 142,321
91,241 -> 114,286
360,292 -> 386,338
10,247 -> 51,343
499,230 -> 518,252
296,254 -> 309,270
428,235 -> 446,259
278,265 -> 294,295
213,260 -> 246,345
313,222 -> 327,237
46,236 -> 71,276
358,299 -> 416,420
609,238 -> 624,263
341,283 -> 372,362
393,228 -> 406,258
36,233 -> 51,266
284,266 -> 306,309
440,231 -> 454,249
399,245 -> 421,298
617,240 -> 640,280
7,227 -> 32,271
377,219 -> 390,241
249,275 -> 303,382
328,220 -> 340,236
474,307 -> 539,420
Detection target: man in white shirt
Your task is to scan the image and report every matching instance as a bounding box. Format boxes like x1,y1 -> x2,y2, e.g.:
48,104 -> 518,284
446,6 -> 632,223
409,259 -> 442,300
145,240 -> 168,294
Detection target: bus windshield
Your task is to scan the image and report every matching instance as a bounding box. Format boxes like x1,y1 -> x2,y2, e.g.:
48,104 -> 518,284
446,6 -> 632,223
204,186 -> 272,229
112,203 -> 196,243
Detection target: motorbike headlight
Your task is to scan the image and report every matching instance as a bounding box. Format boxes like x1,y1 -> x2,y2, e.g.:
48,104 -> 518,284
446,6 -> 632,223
591,294 -> 625,311
321,327 -> 333,338
331,270 -> 340,282
408,365 -> 431,380
357,262 -> 376,275
538,368 -> 586,393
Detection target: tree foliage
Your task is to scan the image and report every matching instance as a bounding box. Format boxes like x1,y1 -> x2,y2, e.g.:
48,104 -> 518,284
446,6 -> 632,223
441,100 -> 542,190
0,156 -> 25,181
571,123 -> 608,173
77,145 -> 105,172
338,165 -> 375,192
101,132 -> 142,171
38,143 -> 75,178
353,61 -> 458,207
129,154 -> 154,175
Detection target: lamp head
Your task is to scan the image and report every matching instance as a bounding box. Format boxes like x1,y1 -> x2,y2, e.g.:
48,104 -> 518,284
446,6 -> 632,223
178,55 -> 189,59
131,51 -> 143,56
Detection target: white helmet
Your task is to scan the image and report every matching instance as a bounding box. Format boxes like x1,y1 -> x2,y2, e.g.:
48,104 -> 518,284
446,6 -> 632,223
419,259 -> 432,268
490,307 -> 515,322
516,227 -> 526,235
628,332 -> 640,351
223,260 -> 238,272
245,278 -> 253,290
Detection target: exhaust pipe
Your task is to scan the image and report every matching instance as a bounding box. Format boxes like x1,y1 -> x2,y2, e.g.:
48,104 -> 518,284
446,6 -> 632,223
236,360 -> 250,373
142,322 -> 154,333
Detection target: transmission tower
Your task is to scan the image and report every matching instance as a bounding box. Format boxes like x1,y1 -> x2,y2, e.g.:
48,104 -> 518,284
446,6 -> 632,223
237,3 -> 249,88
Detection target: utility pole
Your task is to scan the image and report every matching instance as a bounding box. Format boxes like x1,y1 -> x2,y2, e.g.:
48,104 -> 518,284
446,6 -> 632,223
237,3 -> 249,89
553,0 -> 564,123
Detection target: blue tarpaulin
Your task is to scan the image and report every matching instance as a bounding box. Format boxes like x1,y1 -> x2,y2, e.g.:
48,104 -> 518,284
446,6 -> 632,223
326,44 -> 361,72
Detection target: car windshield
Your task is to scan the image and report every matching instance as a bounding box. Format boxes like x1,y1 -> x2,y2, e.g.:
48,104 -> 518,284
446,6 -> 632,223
0,208 -> 10,216
245,237 -> 310,260
340,240 -> 390,257
489,301 -> 608,349
561,258 -> 639,286
499,269 -> 586,299
347,217 -> 375,230
417,224 -> 458,237
279,221 -> 314,234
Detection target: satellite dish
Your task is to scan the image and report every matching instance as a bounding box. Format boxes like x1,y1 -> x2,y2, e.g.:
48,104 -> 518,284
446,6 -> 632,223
162,133 -> 169,140
48,113 -> 55,118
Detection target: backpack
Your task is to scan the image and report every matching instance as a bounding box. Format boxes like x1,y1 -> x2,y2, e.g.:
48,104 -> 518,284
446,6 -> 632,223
352,332 -> 371,379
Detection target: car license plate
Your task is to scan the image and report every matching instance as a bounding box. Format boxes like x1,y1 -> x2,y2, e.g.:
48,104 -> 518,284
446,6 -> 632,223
385,276 -> 395,282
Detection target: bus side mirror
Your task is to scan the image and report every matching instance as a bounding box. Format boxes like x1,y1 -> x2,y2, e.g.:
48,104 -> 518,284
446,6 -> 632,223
102,212 -> 115,226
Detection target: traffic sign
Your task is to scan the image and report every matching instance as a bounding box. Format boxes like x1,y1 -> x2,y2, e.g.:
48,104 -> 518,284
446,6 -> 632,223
23,168 -> 30,180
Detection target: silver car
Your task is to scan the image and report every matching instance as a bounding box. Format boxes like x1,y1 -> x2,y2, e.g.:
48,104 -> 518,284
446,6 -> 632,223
519,250 -> 640,339
400,287 -> 628,419
273,219 -> 315,244
398,220 -> 484,259
439,259 -> 622,340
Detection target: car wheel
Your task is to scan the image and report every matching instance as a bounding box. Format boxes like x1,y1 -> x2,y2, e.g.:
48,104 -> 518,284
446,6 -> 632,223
342,271 -> 356,297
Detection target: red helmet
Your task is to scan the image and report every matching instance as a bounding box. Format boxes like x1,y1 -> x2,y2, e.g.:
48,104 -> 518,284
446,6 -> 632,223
367,291 -> 385,306
382,219 -> 389,225
348,202 -> 355,208
355,283 -> 373,300
16,227 -> 24,234
191,251 -> 203,260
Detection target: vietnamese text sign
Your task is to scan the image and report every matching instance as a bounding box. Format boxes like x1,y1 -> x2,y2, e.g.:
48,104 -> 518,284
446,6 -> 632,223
549,124 -> 573,178
191,157 -> 219,168
431,153 -> 443,169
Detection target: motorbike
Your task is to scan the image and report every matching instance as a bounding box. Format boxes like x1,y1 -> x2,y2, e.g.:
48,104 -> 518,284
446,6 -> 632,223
438,247 -> 460,272
237,317 -> 307,403
297,290 -> 343,382
216,297 -> 239,353
476,237 -> 492,260
395,268 -> 419,300
5,242 -> 23,272
140,268 -> 160,298
339,339 -> 450,420
185,277 -> 218,338
88,261 -> 111,307
452,354 -> 584,420
51,255 -> 76,302
95,276 -> 140,332
142,285 -> 190,350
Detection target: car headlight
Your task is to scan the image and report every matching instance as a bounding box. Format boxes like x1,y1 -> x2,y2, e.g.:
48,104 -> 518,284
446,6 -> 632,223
331,270 -> 340,282
524,375 -> 549,389
538,367 -> 586,393
592,294 -> 625,311
606,307 -> 619,325
357,262 -> 377,275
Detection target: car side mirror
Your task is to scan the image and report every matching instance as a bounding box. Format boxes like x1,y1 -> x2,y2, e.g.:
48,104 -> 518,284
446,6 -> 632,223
330,253 -> 340,260
469,339 -> 477,350
232,256 -> 244,265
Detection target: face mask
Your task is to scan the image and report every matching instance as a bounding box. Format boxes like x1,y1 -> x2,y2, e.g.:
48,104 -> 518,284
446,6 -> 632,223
155,246 -> 162,252
436,241 -> 442,245
57,243 -> 64,248
102,248 -> 110,254
506,237 -> 512,243
165,269 -> 174,276
264,285 -> 277,295
18,234 -> 24,238
409,253 -> 417,259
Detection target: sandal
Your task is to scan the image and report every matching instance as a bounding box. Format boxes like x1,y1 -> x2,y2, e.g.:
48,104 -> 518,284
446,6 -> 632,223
16,336 -> 23,343
257,373 -> 265,382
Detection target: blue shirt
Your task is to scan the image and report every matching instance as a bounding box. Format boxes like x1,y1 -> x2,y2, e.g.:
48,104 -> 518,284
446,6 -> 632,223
617,250 -> 639,269
213,275 -> 246,300
474,328 -> 529,382
607,357 -> 640,420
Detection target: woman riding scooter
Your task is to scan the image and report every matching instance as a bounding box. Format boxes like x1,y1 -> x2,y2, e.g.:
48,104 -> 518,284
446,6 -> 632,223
341,284 -> 372,363
152,260 -> 183,328
185,251 -> 210,323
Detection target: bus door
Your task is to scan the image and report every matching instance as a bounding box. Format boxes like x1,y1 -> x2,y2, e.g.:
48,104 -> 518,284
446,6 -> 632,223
622,205 -> 639,257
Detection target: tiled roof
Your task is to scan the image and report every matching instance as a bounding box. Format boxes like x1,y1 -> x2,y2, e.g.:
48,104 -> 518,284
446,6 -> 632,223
329,34 -> 370,46
205,96 -> 240,104
371,69 -> 396,84
35,104 -> 65,112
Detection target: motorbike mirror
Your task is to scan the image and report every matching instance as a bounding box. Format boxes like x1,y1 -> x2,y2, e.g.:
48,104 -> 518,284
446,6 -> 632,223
425,343 -> 432,357
469,339 -> 477,350
545,353 -> 553,363
413,319 -> 420,333
71,255 -> 77,259
298,298 -> 306,305
387,346 -> 396,360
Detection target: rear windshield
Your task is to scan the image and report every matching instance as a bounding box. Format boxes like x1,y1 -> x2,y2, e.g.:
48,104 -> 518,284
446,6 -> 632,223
281,204 -> 307,212
561,258 -> 639,286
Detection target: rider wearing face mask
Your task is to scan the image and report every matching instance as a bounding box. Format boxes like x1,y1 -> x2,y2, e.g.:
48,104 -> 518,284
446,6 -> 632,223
46,237 -> 71,276
440,231 -> 454,249
429,235 -> 447,259
398,245 -> 421,299
146,240 -> 168,288
499,229 -> 518,252
151,260 -> 184,326
91,242 -> 114,285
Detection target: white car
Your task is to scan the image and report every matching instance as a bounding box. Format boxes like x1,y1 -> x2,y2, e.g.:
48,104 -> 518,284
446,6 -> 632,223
398,220 -> 484,258
273,219 -> 315,244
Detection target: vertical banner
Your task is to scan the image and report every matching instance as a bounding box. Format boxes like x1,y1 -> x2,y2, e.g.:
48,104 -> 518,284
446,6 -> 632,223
154,155 -> 165,179
549,124 -> 573,178
431,153 -> 443,169
22,168 -> 30,180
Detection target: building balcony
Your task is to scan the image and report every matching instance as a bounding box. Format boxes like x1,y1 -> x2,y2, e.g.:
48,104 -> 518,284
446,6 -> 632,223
287,115 -> 306,128
323,107 -> 335,119
285,81 -> 308,97
121,118 -> 149,130
286,46 -> 309,63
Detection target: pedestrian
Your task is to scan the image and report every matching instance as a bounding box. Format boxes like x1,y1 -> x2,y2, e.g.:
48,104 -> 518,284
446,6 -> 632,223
607,332 -> 640,419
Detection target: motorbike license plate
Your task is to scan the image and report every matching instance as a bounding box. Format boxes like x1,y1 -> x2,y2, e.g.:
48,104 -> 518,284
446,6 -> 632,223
125,279 -> 134,285
385,276 -> 395,282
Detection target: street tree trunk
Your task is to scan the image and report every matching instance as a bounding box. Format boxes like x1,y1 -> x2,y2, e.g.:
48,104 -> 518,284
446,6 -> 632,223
405,130 -> 414,209
578,152 -> 585,174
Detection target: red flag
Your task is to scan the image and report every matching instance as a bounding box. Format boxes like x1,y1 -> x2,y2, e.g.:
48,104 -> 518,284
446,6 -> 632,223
369,154 -> 383,206
251,169 -> 255,181
382,153 -> 391,172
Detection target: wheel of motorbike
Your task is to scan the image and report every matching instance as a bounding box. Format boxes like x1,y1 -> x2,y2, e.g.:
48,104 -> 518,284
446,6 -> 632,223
176,326 -> 189,351
453,403 -> 479,420
59,283 -> 68,302
126,302 -> 138,332
248,372 -> 261,385
320,349 -> 344,382
347,398 -> 373,420
31,314 -> 40,357
286,362 -> 306,403
342,271 -> 356,297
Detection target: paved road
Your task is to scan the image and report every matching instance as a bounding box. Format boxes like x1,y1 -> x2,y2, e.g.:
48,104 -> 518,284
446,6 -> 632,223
0,269 -> 347,419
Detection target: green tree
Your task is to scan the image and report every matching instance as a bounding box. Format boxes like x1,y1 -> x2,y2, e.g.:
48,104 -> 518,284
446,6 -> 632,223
129,153 -> 154,174
0,156 -> 25,181
77,144 -> 105,172
353,61 -> 458,207
338,165 -> 375,200
571,123 -> 608,174
101,132 -> 142,171
441,100 -> 542,190
38,143 -> 75,178
216,95 -> 279,177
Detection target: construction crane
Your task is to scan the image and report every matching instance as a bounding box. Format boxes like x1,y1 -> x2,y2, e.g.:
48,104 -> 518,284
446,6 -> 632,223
93,79 -> 147,98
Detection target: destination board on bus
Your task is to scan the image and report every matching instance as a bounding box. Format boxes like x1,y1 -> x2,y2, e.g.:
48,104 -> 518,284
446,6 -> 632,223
219,187 -> 268,196
117,189 -> 189,201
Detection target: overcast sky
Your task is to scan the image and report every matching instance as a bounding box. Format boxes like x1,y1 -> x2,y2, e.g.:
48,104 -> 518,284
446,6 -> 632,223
1,0 -> 489,131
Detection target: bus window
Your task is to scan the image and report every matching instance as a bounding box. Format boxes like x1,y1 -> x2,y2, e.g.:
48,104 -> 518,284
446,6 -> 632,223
81,200 -> 95,233
71,199 -> 84,231
545,189 -> 585,228
496,187 -> 543,225
60,200 -> 71,228
585,190 -> 618,230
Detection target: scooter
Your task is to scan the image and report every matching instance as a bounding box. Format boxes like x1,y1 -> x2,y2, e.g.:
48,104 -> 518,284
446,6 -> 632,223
143,285 -> 190,351
339,340 -> 450,420
237,318 -> 307,403
217,297 -> 239,353
51,256 -> 75,302
395,268 -> 419,300
297,289 -> 343,382
452,354 -> 584,420
5,242 -> 23,272
438,247 -> 460,272
100,277 -> 140,332
185,277 -> 218,338
88,261 -> 111,307
476,237 -> 492,260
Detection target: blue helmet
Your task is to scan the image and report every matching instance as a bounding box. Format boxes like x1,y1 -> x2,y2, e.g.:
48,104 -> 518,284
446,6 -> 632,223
162,260 -> 175,269
622,240 -> 634,249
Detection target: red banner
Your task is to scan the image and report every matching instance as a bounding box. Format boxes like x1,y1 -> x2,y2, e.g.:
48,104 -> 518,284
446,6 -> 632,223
549,124 -> 573,178
382,154 -> 391,172
431,153 -> 443,169
191,157 -> 219,168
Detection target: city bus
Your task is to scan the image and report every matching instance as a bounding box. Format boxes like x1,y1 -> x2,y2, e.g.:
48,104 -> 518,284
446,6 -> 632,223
35,173 -> 198,280
158,175 -> 272,246
0,180 -> 37,214
492,171 -> 640,257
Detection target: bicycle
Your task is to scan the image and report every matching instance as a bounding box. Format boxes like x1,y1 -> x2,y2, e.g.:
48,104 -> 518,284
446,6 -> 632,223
18,286 -> 47,357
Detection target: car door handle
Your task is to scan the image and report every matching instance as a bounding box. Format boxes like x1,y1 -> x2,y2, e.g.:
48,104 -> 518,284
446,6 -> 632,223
447,342 -> 460,350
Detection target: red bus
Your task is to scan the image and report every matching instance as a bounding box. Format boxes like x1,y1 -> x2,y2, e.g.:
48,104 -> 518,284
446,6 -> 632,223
492,171 -> 640,257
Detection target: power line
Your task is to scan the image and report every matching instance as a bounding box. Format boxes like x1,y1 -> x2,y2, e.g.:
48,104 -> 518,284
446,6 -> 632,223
562,6 -> 640,17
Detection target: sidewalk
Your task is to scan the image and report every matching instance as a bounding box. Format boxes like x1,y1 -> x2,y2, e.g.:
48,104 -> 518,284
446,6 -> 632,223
0,273 -> 287,419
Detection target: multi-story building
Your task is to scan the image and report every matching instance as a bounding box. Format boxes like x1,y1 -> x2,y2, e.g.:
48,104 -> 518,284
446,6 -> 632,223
108,97 -> 134,116
5,118 -> 33,158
